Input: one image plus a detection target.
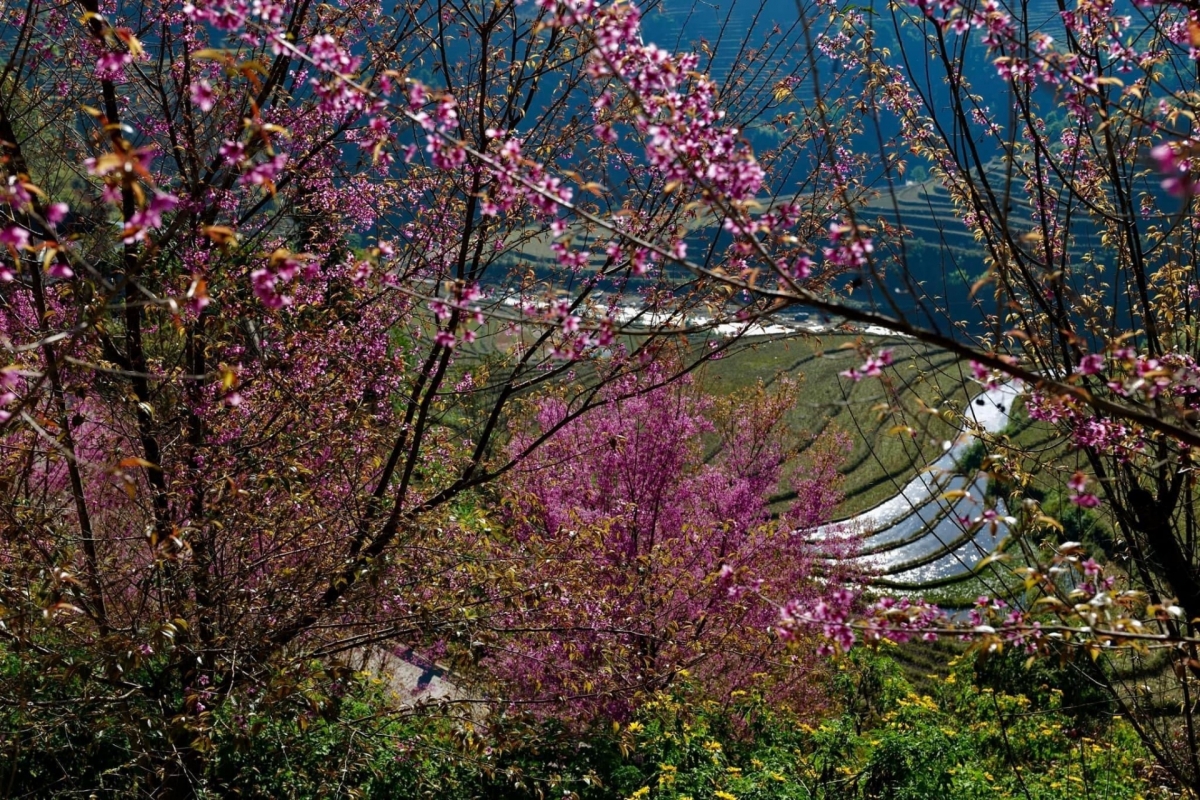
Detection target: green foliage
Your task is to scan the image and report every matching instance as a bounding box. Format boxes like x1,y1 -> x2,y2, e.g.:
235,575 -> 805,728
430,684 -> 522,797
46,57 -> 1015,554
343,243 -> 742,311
955,439 -> 988,476
1,644 -> 1162,799
833,648 -> 912,732
1038,487 -> 1114,560
972,648 -> 1114,726
203,679 -> 464,799
600,651 -> 1160,800
0,645 -> 477,798
0,646 -> 164,797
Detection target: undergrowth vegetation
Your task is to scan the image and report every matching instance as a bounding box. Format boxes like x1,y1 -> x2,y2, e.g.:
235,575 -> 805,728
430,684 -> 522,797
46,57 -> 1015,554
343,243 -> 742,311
1,645 -> 1163,798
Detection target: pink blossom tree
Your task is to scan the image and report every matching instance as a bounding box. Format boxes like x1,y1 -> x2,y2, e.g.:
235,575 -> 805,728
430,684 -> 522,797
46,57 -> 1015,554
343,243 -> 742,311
0,0 -> 874,791
485,366 -> 855,721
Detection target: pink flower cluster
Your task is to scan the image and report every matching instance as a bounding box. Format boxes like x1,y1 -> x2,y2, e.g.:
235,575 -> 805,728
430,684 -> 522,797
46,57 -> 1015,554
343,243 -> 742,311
779,538 -> 1161,658
0,225 -> 28,283
579,2 -> 765,204
0,188 -> 72,279
822,222 -> 875,269
251,250 -> 313,309
0,367 -> 20,424
1067,471 -> 1100,508
1151,143 -> 1194,197
1026,349 -> 1200,458
780,590 -> 943,655
183,0 -> 287,35
841,348 -> 893,382
124,192 -> 178,245
428,281 -> 486,348
494,368 -> 858,715
408,89 -> 467,171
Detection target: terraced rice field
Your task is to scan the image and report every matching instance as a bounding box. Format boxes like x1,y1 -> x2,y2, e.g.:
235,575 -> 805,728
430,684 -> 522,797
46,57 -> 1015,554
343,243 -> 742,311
698,331 -> 973,514
700,336 -> 1055,604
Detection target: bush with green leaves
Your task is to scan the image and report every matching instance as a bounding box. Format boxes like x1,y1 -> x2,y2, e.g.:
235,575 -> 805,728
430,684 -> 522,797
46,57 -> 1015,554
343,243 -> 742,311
0,645 -> 479,798
2,642 -> 1166,798
601,650 -> 1165,800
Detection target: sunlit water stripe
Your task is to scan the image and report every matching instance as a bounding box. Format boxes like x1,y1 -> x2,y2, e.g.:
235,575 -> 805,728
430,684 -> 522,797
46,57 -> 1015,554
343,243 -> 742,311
882,509 -> 1010,585
811,382 -> 1023,542
855,472 -> 990,558
854,474 -> 973,553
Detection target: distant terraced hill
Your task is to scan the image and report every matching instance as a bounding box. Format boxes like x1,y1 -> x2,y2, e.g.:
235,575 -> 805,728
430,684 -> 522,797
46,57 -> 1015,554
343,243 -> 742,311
861,161 -> 1105,254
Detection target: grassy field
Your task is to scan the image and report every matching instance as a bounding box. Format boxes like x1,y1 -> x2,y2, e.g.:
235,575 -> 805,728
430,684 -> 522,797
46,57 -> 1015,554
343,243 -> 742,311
693,331 -> 976,518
